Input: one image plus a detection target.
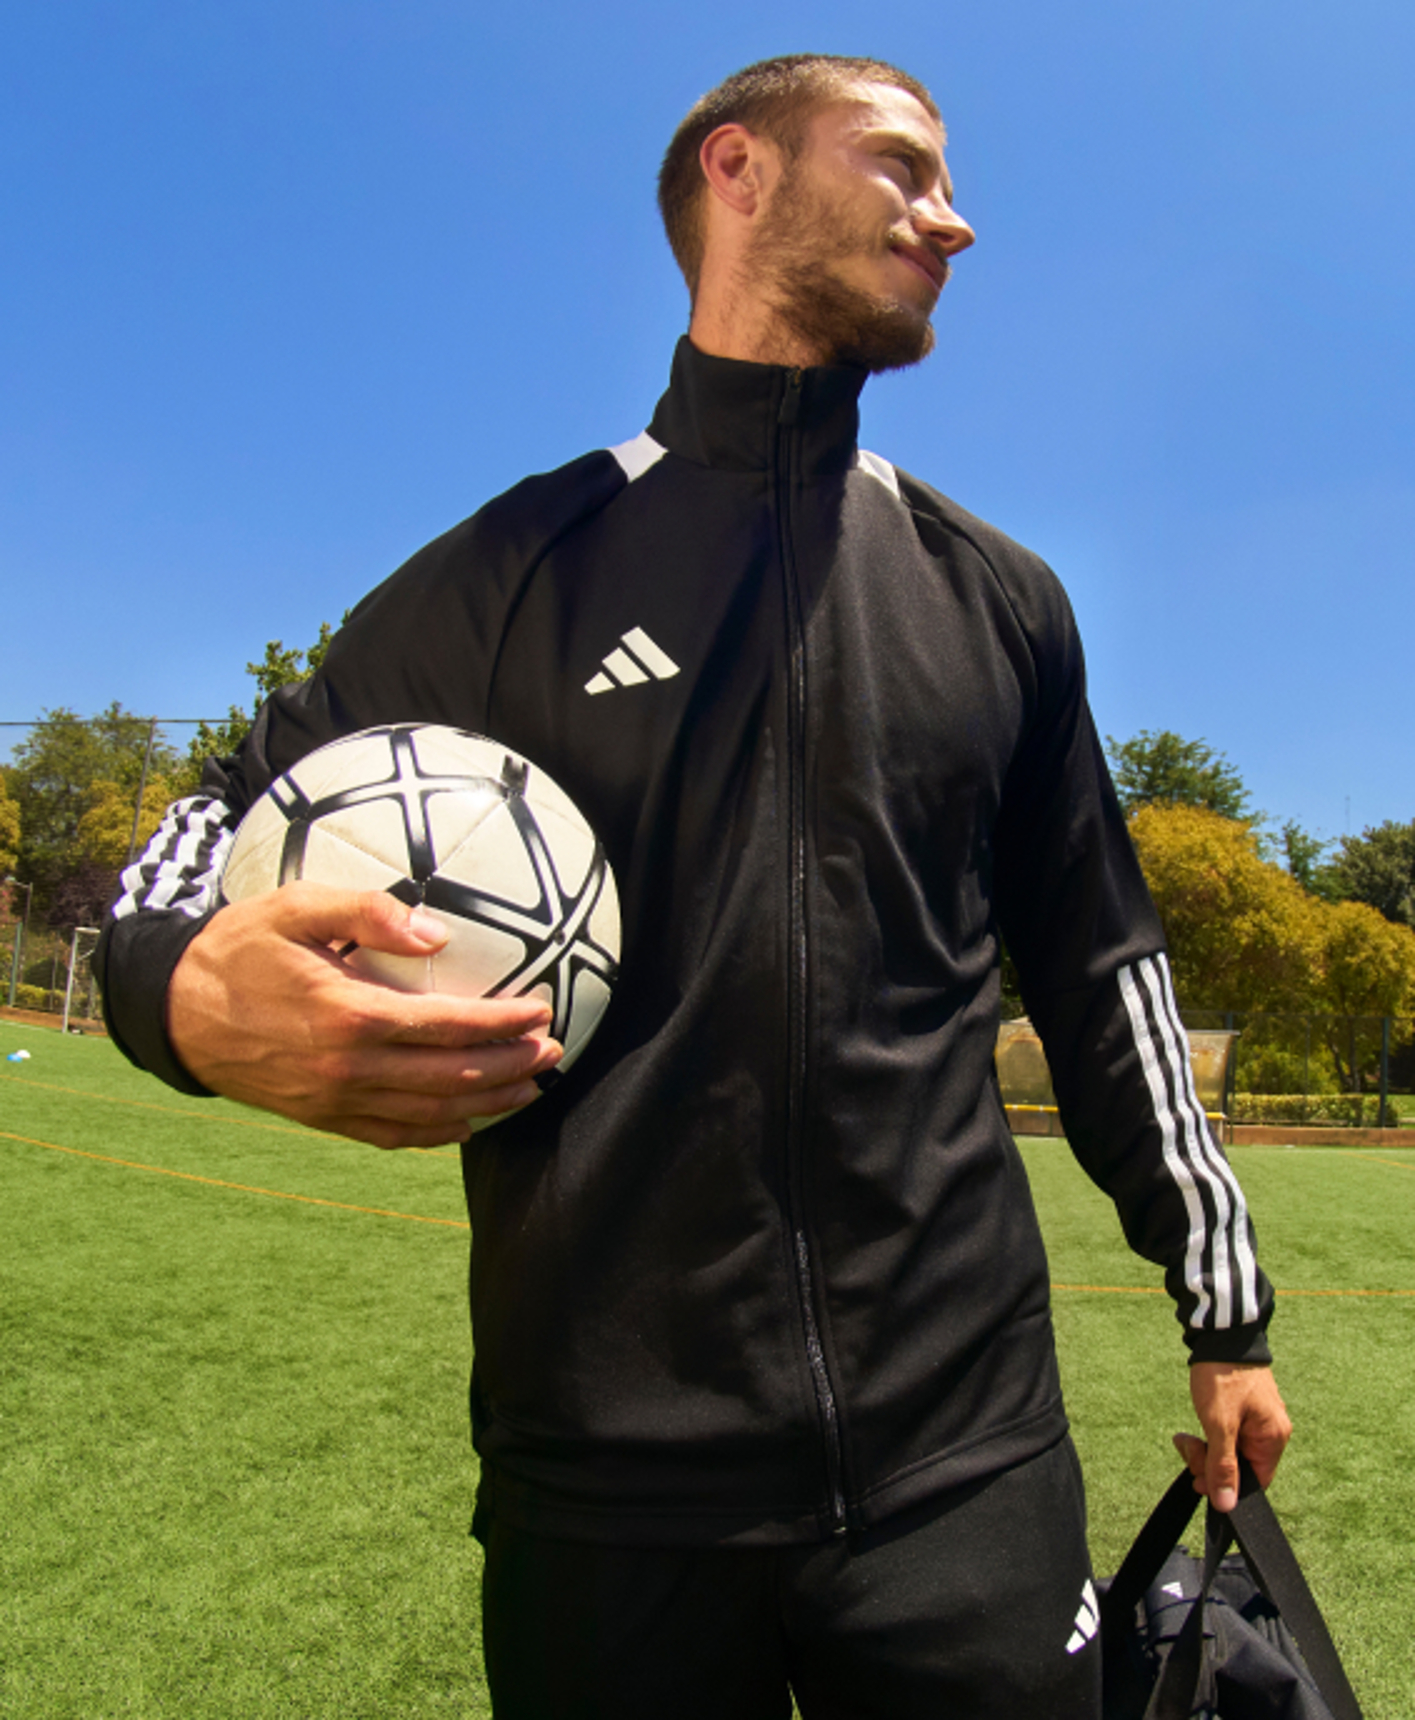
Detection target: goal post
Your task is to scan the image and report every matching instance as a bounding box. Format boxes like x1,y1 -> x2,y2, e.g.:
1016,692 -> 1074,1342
62,927 -> 102,1035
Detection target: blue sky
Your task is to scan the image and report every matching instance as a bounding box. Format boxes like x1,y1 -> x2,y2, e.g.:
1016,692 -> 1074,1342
3,0 -> 1411,846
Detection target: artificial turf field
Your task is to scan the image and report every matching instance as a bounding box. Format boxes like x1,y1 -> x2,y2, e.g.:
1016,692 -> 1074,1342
2,1025 -> 1411,1719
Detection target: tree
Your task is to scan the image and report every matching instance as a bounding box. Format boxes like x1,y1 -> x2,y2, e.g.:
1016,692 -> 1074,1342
1106,730 -> 1253,822
6,706 -> 179,910
75,776 -> 176,871
1127,803 -> 1322,1012
44,860 -> 123,935
171,623 -> 337,797
0,772 -> 19,878
1322,819 -> 1415,929
1315,900 -> 1415,1090
1279,820 -> 1335,896
1129,804 -> 1415,1091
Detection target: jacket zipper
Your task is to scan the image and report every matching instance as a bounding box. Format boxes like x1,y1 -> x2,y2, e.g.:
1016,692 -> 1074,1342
775,368 -> 848,1536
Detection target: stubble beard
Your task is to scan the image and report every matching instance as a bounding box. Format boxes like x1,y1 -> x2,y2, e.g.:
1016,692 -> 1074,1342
743,170 -> 938,374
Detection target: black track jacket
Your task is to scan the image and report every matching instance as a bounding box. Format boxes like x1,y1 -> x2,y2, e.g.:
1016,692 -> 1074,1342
98,339 -> 1274,1547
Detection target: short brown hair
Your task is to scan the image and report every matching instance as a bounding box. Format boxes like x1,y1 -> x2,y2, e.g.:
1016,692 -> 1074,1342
657,54 -> 941,295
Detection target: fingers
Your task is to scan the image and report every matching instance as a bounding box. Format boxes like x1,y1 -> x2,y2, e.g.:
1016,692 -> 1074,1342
266,882 -> 451,956
325,1078 -> 552,1151
301,1036 -> 562,1122
215,1029 -> 562,1141
1180,1362 -> 1294,1513
1171,1430 -> 1208,1490
167,884 -> 567,1146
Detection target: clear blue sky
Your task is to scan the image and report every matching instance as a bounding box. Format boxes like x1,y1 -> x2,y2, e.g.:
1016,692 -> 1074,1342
3,0 -> 1411,846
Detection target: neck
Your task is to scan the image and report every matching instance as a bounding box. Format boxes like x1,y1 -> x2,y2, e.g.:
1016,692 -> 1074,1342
688,262 -> 830,369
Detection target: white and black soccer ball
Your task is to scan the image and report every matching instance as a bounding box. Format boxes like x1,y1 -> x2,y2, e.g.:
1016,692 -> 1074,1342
219,724 -> 620,1110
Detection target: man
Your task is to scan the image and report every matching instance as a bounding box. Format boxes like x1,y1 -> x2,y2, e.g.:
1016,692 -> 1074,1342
98,54 -> 1291,1718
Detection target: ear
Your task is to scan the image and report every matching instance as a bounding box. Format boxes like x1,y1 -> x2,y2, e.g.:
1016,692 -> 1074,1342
698,122 -> 780,218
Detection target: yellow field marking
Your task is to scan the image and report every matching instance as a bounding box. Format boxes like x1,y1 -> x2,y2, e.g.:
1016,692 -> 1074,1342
0,1129 -> 469,1229
1351,1153 -> 1415,1172
1053,1282 -> 1414,1300
0,1071 -> 460,1159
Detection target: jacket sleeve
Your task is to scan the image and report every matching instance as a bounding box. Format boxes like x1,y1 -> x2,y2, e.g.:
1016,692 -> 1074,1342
991,567 -> 1274,1366
94,452 -> 629,1094
93,591 -> 468,1092
95,772 -> 240,1095
94,690 -> 326,1095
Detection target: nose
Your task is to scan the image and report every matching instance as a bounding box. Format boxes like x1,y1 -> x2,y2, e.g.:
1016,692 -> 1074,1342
915,191 -> 975,257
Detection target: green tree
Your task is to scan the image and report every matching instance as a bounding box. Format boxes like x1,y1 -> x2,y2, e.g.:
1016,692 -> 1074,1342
1279,820 -> 1335,895
1322,819 -> 1415,929
1106,730 -> 1253,822
172,623 -> 337,797
6,706 -> 179,910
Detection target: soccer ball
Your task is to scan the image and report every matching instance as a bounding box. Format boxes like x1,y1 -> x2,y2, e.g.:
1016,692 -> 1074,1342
219,724 -> 620,1111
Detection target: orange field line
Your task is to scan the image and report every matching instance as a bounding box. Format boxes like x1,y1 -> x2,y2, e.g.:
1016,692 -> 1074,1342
0,1071 -> 460,1159
5,1122 -> 1408,1291
1352,1153 -> 1415,1172
0,1129 -> 470,1229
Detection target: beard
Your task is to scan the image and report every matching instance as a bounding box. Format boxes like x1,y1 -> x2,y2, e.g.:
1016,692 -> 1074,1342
743,169 -> 939,373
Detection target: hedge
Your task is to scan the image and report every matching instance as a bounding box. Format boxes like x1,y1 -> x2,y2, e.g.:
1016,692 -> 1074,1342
1231,1093 -> 1399,1128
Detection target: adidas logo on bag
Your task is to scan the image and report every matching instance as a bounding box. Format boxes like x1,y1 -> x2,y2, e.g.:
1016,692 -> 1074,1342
585,628 -> 680,696
1066,1579 -> 1099,1655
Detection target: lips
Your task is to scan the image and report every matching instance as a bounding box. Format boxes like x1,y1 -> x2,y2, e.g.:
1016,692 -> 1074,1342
890,239 -> 948,295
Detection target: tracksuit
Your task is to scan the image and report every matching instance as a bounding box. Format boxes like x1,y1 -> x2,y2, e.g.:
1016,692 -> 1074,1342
97,337 -> 1274,1714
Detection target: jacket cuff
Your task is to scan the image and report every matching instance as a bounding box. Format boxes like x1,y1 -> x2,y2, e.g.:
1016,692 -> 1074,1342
1183,1323 -> 1273,1368
96,908 -> 219,1097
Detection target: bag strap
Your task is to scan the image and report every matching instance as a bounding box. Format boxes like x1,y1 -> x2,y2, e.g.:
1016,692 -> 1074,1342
1145,1493 -> 1235,1719
1224,1460 -> 1363,1720
1100,1467 -> 1203,1634
1103,1458 -> 1363,1720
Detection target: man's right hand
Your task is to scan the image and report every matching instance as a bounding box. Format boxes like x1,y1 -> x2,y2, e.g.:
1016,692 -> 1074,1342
166,883 -> 563,1149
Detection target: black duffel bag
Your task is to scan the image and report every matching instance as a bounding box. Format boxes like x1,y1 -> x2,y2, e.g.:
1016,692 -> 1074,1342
1099,1457 -> 1363,1719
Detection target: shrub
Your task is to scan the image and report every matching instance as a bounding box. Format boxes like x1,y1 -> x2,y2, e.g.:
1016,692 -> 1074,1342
1234,1041 -> 1340,1096
1231,1092 -> 1398,1128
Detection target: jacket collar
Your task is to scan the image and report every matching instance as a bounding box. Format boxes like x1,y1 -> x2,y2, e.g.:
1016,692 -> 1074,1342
647,337 -> 867,476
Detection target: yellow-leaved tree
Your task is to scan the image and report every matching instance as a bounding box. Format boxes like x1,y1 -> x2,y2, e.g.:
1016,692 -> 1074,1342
0,772 -> 19,878
1126,805 -> 1324,1013
1129,804 -> 1415,1094
1316,899 -> 1415,1089
75,777 -> 176,871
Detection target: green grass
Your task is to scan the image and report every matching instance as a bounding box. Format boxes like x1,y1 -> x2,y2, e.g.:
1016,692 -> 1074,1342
3,1027 -> 1412,1717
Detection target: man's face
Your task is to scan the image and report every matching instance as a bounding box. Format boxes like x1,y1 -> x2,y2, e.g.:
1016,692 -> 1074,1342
744,82 -> 975,372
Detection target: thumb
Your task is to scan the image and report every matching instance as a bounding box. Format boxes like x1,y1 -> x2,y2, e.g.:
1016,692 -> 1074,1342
270,883 -> 450,955
1204,1428 -> 1240,1515
1172,1429 -> 1239,1512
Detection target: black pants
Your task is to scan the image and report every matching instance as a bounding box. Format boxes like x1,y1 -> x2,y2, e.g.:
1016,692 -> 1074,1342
480,1436 -> 1101,1719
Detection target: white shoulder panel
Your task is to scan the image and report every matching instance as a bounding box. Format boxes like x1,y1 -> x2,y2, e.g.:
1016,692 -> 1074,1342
608,432 -> 668,483
855,448 -> 902,500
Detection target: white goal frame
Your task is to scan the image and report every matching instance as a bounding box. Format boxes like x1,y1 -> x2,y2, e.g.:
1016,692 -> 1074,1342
62,927 -> 102,1034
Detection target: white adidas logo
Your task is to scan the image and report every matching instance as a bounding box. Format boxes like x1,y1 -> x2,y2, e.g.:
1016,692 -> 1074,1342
1066,1579 -> 1099,1655
585,627 -> 681,696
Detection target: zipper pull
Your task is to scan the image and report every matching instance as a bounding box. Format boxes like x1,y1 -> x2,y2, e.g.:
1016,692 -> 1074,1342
777,368 -> 803,427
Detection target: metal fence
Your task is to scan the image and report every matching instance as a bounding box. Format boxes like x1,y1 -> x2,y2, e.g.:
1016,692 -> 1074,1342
997,1007 -> 1413,1133
1179,1010 -> 1415,1124
1,923 -> 104,1026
